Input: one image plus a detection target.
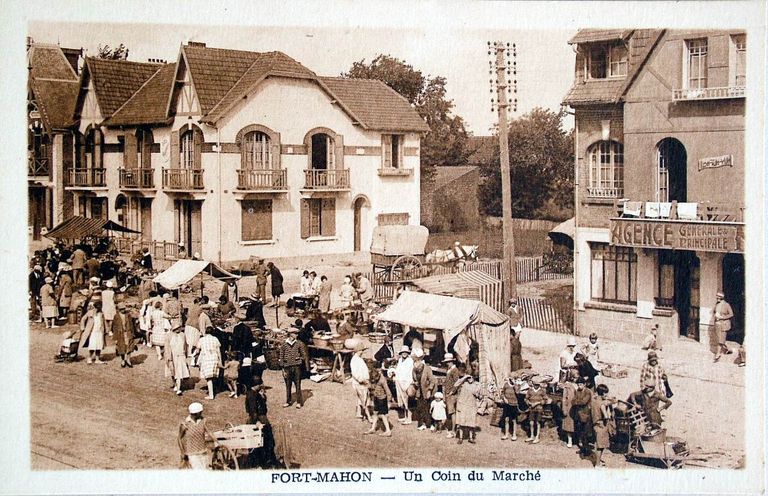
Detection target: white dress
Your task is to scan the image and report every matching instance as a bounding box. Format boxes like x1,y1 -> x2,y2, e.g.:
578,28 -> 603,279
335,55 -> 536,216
87,314 -> 105,351
101,289 -> 116,321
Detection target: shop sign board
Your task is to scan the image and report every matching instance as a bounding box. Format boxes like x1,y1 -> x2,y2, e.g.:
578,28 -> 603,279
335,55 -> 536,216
610,219 -> 743,253
698,155 -> 733,171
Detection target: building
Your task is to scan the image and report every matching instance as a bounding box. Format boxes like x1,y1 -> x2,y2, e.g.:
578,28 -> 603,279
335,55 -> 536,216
27,41 -> 81,239
421,165 -> 480,233
64,41 -> 428,262
563,29 -> 745,346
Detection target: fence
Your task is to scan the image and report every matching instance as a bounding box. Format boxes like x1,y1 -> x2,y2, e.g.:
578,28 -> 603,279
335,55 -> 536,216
113,237 -> 202,265
518,296 -> 574,335
515,256 -> 572,283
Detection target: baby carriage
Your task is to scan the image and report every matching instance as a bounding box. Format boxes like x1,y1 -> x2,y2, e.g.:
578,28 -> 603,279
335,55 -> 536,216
54,339 -> 80,363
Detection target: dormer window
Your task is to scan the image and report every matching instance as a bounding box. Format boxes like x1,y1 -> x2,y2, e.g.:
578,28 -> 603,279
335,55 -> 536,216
586,43 -> 628,79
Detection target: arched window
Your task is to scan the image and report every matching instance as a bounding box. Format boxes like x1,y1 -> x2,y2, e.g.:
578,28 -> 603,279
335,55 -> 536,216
180,129 -> 195,169
242,131 -> 271,169
587,140 -> 623,198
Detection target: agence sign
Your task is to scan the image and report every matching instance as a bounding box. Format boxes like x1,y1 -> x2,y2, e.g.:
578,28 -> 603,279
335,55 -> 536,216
610,219 -> 742,253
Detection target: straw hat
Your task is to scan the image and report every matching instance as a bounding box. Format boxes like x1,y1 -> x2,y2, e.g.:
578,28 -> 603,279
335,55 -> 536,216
188,402 -> 203,414
399,345 -> 410,355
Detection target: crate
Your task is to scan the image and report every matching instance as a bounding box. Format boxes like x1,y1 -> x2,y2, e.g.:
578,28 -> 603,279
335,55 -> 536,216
214,424 -> 263,450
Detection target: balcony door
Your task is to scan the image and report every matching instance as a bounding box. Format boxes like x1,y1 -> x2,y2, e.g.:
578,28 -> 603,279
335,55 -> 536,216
174,199 -> 202,257
656,138 -> 687,203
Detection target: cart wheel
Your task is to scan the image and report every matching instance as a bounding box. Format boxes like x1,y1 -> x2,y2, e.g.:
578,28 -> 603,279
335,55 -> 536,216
211,445 -> 239,470
390,255 -> 422,281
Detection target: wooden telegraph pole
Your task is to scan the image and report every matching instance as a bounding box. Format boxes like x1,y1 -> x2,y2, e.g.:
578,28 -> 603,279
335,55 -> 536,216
488,41 -> 518,301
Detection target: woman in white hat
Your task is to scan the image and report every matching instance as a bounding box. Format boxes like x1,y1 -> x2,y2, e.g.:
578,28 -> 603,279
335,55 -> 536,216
80,301 -> 107,364
392,345 -> 414,425
178,402 -> 215,469
40,276 -> 58,328
101,280 -> 117,334
558,336 -> 579,382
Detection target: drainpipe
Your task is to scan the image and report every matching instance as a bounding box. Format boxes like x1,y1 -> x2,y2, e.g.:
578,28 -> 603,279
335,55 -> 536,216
216,125 -> 222,265
572,117 -> 580,336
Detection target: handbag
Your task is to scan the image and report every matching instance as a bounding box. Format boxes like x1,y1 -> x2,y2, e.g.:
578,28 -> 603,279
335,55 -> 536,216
663,377 -> 674,398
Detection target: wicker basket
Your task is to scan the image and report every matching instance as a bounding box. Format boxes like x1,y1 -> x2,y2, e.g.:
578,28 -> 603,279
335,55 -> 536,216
329,339 -> 345,351
367,333 -> 387,344
312,337 -> 330,348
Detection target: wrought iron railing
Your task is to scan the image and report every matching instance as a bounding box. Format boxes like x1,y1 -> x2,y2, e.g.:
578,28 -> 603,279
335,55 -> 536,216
672,86 -> 746,101
303,168 -> 350,190
68,168 -> 106,187
162,169 -> 204,190
120,168 -> 154,189
237,169 -> 287,190
28,158 -> 49,176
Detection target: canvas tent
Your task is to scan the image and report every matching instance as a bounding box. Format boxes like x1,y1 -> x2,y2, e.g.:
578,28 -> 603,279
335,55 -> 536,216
45,215 -> 140,240
408,270 -> 504,312
548,217 -> 575,249
376,291 -> 510,388
370,225 -> 429,256
153,259 -> 240,290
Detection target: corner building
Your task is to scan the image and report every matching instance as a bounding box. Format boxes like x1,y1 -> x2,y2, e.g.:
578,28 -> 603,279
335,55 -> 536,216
563,30 -> 746,346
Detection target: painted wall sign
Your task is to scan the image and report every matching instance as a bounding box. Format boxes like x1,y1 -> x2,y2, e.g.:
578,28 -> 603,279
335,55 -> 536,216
610,219 -> 743,253
698,155 -> 733,171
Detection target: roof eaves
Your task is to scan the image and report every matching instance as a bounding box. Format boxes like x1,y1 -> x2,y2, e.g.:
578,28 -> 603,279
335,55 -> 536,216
202,55 -> 274,124
104,65 -> 165,128
164,45 -> 184,120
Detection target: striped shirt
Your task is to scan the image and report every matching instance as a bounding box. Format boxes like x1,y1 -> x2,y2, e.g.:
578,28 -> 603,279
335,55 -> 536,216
279,339 -> 307,367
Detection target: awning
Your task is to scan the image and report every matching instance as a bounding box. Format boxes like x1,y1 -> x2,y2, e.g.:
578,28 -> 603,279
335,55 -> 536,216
568,29 -> 634,44
370,225 -> 429,256
153,260 -> 240,290
45,216 -> 139,240
409,270 -> 504,312
548,217 -> 575,249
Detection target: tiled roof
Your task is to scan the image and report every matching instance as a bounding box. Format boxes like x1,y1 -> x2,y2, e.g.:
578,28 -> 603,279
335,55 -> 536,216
467,136 -> 497,165
30,78 -> 80,130
319,77 -> 430,132
106,64 -> 175,126
562,79 -> 625,106
568,29 -> 633,44
85,58 -> 162,118
431,165 -> 478,190
28,44 -> 78,81
204,51 -> 316,122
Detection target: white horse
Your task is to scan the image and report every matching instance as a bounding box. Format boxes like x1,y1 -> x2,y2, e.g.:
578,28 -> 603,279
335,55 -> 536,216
425,244 -> 479,264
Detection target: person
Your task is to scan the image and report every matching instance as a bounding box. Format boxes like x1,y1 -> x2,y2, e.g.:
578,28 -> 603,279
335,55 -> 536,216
355,272 -> 374,317
266,261 -> 284,307
138,273 -> 155,304
510,327 -> 523,371
734,344 -> 746,367
221,280 -> 238,304
140,247 -> 153,271
411,348 -> 436,431
255,259 -> 269,303
713,291 -> 734,362
368,363 -> 393,436
581,333 -> 601,370
430,391 -> 447,433
150,300 -> 170,360
339,276 -> 356,308
167,325 -> 190,395
525,378 -> 550,444
453,366 -> 481,444
571,377 -> 593,455
391,345 -> 414,425
279,326 -> 307,408
40,277 -> 58,328
57,268 -> 73,320
80,301 -> 107,364
112,303 -> 137,368
29,264 -> 45,322
639,351 -> 667,397
559,336 -> 579,382
628,380 -> 672,428
198,327 -> 223,400
310,271 -> 321,296
591,384 -> 616,467
164,292 -> 182,330
305,310 -> 331,335
442,353 -> 460,438
575,353 -> 599,389
217,295 -> 236,317
101,280 -> 117,333
71,246 -> 87,286
641,324 -> 662,351
560,369 -> 577,448
336,313 -> 356,341
85,254 -> 100,281
224,353 -> 241,398
232,321 -> 255,358
177,243 -> 187,260
185,297 -> 203,361
499,375 -> 519,441
373,334 -> 395,367
245,383 -> 279,467
178,402 -> 215,470
99,255 -> 118,286
506,298 -> 523,335
289,320 -> 311,375
351,345 -> 373,426
317,275 -> 332,315
300,270 -> 312,296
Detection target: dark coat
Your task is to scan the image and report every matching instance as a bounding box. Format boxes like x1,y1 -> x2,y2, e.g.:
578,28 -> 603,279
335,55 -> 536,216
269,266 -> 284,296
112,311 -> 137,355
29,270 -> 44,296
510,335 -> 523,371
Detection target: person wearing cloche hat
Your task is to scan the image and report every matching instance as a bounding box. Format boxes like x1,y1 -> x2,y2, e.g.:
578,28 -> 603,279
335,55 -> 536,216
178,402 -> 216,469
393,344 -> 415,424
639,349 -> 667,397
101,279 -> 117,334
40,276 -> 58,328
430,391 -> 447,433
627,379 -> 672,429
558,336 -> 579,382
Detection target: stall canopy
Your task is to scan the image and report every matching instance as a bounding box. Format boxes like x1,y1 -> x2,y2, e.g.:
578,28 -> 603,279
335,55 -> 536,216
45,216 -> 140,240
409,270 -> 504,312
548,217 -> 575,249
153,260 -> 240,290
377,291 -> 510,387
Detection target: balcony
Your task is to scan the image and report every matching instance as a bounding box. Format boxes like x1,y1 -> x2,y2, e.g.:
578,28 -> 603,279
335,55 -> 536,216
587,187 -> 623,199
236,169 -> 288,192
119,168 -> 155,189
302,168 -> 350,191
162,169 -> 204,191
68,168 -> 106,188
672,86 -> 746,101
28,158 -> 50,177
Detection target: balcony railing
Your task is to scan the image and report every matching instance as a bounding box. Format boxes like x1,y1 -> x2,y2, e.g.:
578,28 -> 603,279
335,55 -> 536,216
672,86 -> 746,101
587,186 -> 623,198
614,200 -> 744,222
68,168 -> 106,187
120,168 -> 155,189
303,168 -> 350,190
236,169 -> 288,191
162,169 -> 204,190
28,158 -> 49,177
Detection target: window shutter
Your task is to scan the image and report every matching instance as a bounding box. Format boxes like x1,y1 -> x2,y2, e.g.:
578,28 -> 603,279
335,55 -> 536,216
320,198 -> 336,236
270,132 -> 281,170
334,134 -> 344,169
124,132 -> 138,169
193,128 -> 203,170
170,130 -> 180,169
382,134 -> 392,168
257,199 -> 272,240
173,200 -> 180,244
300,199 -> 310,239
94,131 -> 102,169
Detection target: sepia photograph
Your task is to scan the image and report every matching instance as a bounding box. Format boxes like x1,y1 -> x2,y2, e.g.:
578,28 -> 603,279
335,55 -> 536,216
1,1 -> 765,494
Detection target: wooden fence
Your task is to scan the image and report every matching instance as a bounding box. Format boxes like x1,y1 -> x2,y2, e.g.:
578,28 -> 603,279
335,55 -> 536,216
518,296 -> 575,334
515,256 -> 572,283
113,237 -> 202,265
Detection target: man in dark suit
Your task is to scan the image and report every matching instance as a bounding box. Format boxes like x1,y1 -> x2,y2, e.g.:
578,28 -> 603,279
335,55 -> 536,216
29,264 -> 45,322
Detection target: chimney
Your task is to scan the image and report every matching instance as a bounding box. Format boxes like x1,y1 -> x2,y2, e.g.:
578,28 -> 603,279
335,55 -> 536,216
187,41 -> 207,48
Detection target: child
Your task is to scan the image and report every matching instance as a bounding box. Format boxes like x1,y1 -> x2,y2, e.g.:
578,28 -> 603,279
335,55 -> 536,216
224,354 -> 241,398
641,324 -> 662,351
367,364 -> 393,437
499,375 -> 519,441
582,333 -> 601,370
525,379 -> 550,444
560,369 -> 578,448
591,384 -> 615,467
430,392 -> 447,432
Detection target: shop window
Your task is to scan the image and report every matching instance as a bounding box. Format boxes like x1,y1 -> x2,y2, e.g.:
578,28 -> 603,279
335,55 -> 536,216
301,198 -> 335,238
730,34 -> 746,87
241,199 -> 272,241
656,251 -> 675,308
382,134 -> 403,169
586,43 -> 627,79
590,243 -> 637,304
587,140 -> 624,198
242,131 -> 271,170
685,38 -> 708,90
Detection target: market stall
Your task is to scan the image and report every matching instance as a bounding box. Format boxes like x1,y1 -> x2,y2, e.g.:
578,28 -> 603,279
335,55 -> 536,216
153,259 -> 240,292
407,270 -> 504,312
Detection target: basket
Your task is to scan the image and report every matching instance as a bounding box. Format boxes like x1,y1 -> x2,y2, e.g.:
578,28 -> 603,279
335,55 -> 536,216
329,339 -> 345,351
265,348 -> 281,370
367,333 -> 387,344
312,337 -> 330,348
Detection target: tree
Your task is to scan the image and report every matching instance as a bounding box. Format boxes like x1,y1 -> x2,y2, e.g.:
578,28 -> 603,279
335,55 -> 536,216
97,43 -> 129,60
478,108 -> 573,220
343,55 -> 472,184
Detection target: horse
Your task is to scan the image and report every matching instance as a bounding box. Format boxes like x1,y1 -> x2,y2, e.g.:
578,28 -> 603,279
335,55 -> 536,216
425,245 -> 479,264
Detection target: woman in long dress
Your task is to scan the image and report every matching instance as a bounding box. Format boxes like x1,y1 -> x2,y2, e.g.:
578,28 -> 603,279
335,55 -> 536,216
453,368 -> 482,444
392,346 -> 414,425
80,301 -> 107,364
150,300 -> 170,360
57,271 -> 73,320
112,303 -> 136,368
101,281 -> 117,333
40,277 -> 58,328
166,326 -> 190,395
317,276 -> 332,315
197,329 -> 223,400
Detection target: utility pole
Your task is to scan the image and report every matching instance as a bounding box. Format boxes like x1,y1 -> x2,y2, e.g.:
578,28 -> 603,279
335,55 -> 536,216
488,41 -> 518,301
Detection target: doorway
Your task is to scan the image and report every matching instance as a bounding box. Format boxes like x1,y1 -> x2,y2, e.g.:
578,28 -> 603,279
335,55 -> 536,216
352,196 -> 369,252
28,186 -> 47,240
722,253 -> 745,344
174,199 -> 202,256
673,251 -> 700,339
656,138 -> 687,202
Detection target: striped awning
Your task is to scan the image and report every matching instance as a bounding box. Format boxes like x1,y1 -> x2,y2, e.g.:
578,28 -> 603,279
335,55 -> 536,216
409,270 -> 504,312
45,216 -> 140,240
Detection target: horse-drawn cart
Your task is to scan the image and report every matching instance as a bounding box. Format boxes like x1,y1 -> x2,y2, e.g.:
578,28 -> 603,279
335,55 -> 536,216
370,225 -> 430,282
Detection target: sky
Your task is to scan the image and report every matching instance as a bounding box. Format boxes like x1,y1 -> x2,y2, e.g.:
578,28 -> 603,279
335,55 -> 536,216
28,21 -> 576,135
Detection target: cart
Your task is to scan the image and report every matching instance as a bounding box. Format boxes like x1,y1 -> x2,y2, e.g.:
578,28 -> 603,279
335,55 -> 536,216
210,423 -> 264,470
616,401 -> 690,469
370,225 -> 430,282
